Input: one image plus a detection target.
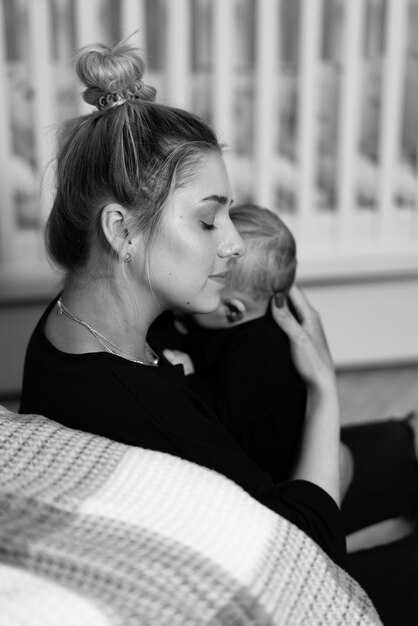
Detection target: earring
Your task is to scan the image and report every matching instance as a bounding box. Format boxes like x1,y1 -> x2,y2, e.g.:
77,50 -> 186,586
123,252 -> 131,263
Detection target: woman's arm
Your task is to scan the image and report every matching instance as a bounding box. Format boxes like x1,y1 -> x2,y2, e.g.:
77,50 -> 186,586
271,286 -> 341,506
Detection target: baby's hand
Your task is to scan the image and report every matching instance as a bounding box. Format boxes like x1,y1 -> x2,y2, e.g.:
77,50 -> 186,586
163,349 -> 195,375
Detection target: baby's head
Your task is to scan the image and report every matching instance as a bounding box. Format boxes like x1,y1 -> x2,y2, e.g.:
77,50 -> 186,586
192,203 -> 297,329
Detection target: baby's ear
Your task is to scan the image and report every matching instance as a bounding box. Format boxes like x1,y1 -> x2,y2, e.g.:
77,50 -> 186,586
224,297 -> 246,324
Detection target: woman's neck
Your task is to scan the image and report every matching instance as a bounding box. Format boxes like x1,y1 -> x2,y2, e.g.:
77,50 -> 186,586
59,276 -> 161,363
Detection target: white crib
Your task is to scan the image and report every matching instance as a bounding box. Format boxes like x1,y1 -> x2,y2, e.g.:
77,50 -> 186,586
0,0 -> 417,365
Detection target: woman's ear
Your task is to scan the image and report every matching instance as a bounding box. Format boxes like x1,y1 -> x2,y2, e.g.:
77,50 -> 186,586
224,297 -> 246,324
100,203 -> 131,258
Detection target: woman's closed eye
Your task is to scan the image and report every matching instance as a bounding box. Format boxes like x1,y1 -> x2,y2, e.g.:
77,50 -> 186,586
200,221 -> 217,231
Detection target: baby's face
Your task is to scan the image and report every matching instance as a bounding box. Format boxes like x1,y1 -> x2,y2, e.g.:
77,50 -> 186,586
191,286 -> 242,329
191,289 -> 267,329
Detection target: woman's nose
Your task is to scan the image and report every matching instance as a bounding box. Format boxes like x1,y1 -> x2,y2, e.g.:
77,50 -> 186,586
218,228 -> 244,258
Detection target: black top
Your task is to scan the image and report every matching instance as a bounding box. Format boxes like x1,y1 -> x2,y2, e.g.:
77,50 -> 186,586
150,309 -> 307,483
20,297 -> 346,566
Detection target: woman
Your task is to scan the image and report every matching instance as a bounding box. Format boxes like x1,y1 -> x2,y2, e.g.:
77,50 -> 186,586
20,39 -> 345,566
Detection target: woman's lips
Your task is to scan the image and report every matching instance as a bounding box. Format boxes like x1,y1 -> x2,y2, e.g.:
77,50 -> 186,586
209,271 -> 227,282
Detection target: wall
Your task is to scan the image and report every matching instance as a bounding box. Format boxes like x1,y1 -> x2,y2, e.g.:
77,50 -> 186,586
304,277 -> 418,367
0,301 -> 46,398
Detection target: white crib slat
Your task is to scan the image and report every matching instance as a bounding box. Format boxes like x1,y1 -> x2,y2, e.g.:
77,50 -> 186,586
297,0 -> 322,241
75,0 -> 105,47
378,0 -> 408,242
336,0 -> 363,243
0,0 -> 15,263
53,0 -> 74,63
27,0 -> 56,224
121,0 -> 147,60
212,0 -> 235,148
254,0 -> 279,209
414,132 -> 418,243
165,0 -> 190,108
74,0 -> 104,114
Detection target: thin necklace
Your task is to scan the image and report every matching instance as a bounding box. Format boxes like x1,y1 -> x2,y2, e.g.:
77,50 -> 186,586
56,297 -> 159,366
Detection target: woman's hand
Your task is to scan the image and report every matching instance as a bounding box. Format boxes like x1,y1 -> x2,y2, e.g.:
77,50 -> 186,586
272,285 -> 341,505
271,286 -> 336,390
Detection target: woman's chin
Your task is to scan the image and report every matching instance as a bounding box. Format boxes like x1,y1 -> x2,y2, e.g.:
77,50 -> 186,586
183,294 -> 221,315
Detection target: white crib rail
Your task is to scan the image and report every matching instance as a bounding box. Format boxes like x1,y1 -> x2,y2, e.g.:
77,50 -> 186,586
212,0 -> 236,152
0,0 -> 417,293
336,0 -> 363,245
121,0 -> 147,56
0,0 -> 14,265
378,0 -> 410,243
28,0 -> 56,226
296,0 -> 322,244
253,0 -> 279,210
165,0 -> 190,109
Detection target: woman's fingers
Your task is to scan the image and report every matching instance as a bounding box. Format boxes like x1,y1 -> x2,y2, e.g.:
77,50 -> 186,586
287,285 -> 317,325
287,285 -> 334,368
271,297 -> 322,385
288,284 -> 310,309
272,285 -> 315,342
271,295 -> 303,339
271,287 -> 335,388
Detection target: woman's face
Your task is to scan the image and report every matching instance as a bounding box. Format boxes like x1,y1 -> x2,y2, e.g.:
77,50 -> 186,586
138,152 -> 244,314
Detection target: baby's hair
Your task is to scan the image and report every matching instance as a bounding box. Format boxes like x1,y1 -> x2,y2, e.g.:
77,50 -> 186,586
46,38 -> 221,273
225,204 -> 297,302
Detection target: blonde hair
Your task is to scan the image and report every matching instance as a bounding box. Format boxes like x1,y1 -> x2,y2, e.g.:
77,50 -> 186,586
46,39 -> 221,272
225,204 -> 296,302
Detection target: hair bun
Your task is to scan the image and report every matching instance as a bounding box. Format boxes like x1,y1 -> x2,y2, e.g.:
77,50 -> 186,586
74,40 -> 156,108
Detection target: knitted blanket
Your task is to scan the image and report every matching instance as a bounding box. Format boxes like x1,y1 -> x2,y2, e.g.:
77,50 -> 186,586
0,406 -> 381,625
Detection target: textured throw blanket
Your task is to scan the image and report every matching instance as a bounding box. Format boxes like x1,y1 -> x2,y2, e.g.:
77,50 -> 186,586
0,405 -> 381,625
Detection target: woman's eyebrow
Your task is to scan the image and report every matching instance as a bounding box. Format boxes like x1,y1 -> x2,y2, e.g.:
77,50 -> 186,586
201,194 -> 233,206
